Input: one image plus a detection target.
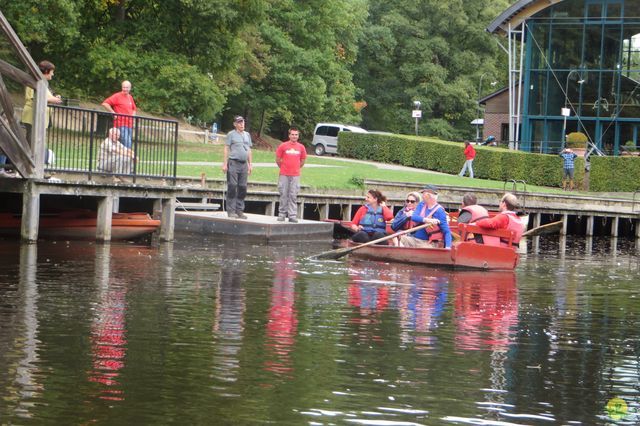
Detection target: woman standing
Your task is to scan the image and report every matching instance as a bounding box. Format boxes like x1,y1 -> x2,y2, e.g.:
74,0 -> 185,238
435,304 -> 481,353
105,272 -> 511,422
350,189 -> 394,243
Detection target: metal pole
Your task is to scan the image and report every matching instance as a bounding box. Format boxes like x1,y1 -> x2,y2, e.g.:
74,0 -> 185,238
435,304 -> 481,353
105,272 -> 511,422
478,73 -> 486,142
415,117 -> 418,136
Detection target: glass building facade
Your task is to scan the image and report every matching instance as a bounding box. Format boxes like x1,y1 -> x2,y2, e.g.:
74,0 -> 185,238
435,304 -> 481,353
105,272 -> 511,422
522,0 -> 640,154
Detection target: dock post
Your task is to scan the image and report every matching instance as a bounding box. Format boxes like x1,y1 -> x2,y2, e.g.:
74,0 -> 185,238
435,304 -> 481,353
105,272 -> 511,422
297,198 -> 305,220
342,204 -> 352,221
319,203 -> 330,220
96,196 -> 114,242
586,216 -> 594,236
611,216 -> 619,237
21,181 -> 40,243
561,213 -> 568,236
532,212 -> 541,229
266,201 -> 276,216
159,197 -> 176,242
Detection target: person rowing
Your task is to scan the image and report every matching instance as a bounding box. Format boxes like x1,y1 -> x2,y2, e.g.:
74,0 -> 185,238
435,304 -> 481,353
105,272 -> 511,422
400,185 -> 452,248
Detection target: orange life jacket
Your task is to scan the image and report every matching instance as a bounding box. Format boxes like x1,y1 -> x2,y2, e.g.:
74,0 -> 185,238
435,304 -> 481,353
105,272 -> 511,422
461,205 -> 489,223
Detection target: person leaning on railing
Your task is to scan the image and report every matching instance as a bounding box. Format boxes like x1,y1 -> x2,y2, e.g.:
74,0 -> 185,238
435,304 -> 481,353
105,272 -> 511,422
97,127 -> 135,175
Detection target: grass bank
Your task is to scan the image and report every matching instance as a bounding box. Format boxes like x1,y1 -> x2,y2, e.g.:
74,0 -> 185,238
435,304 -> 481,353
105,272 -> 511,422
175,141 -> 583,195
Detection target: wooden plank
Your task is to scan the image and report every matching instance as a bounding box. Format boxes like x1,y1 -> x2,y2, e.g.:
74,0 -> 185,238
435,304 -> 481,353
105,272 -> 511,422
0,74 -> 29,144
0,59 -> 37,88
0,11 -> 41,79
0,116 -> 34,176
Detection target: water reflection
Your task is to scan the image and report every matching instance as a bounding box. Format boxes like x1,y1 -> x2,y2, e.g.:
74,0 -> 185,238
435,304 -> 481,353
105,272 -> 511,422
0,236 -> 639,424
87,245 -> 127,401
211,245 -> 246,388
454,272 -> 518,351
264,254 -> 298,378
397,268 -> 447,349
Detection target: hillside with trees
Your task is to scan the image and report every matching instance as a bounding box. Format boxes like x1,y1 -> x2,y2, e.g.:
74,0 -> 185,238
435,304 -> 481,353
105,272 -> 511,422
0,0 -> 511,140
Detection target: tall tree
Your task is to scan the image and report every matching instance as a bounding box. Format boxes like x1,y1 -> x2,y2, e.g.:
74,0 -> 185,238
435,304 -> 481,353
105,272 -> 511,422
226,0 -> 368,137
353,0 -> 510,139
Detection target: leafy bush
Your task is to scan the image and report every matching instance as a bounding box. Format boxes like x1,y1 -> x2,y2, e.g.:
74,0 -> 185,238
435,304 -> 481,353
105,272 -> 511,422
565,132 -> 588,149
338,132 -> 588,188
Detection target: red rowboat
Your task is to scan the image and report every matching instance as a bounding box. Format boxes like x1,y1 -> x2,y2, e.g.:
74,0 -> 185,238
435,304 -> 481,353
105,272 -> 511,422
346,224 -> 520,271
0,210 -> 161,240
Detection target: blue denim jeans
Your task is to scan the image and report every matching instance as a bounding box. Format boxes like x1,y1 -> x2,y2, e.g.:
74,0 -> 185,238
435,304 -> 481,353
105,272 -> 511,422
119,126 -> 133,149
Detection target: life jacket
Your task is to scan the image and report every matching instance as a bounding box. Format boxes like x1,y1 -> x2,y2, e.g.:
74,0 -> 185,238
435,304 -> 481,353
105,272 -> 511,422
360,204 -> 387,233
461,204 -> 489,242
460,205 -> 489,223
482,211 -> 523,247
419,203 -> 444,241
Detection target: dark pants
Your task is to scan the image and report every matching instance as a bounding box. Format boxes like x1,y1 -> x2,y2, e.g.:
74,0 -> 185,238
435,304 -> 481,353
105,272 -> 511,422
351,230 -> 386,244
226,159 -> 248,214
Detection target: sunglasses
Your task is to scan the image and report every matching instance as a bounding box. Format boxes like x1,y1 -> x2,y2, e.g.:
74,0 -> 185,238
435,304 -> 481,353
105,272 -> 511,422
405,199 -> 417,203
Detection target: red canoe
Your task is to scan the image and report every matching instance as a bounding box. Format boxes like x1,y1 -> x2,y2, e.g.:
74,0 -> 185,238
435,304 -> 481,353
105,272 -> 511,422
346,224 -> 520,271
0,210 -> 161,240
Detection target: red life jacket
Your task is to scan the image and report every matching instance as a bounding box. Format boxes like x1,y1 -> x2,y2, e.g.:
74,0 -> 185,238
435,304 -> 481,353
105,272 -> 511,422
461,205 -> 489,223
420,203 -> 444,242
482,211 -> 523,247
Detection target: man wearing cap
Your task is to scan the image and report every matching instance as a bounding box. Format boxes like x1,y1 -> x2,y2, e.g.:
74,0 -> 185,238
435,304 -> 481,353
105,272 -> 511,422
222,116 -> 253,219
400,185 -> 452,248
475,193 -> 523,247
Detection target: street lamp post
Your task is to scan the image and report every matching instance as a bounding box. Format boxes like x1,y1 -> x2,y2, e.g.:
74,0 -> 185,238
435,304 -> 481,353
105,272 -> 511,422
412,100 -> 422,136
561,70 -> 585,147
477,74 -> 496,142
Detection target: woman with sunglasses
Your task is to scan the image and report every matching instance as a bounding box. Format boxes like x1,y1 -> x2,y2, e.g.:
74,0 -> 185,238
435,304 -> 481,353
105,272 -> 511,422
350,189 -> 394,243
388,191 -> 421,246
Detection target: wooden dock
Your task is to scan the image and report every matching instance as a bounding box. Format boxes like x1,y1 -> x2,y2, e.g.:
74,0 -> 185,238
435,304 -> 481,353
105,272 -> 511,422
174,211 -> 333,242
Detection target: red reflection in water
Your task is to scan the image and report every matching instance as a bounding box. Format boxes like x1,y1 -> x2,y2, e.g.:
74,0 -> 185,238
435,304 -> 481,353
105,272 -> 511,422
264,257 -> 298,377
87,281 -> 127,401
454,272 -> 518,351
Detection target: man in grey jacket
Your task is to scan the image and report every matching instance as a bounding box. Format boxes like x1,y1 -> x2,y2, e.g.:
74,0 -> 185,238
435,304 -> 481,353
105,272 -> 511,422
222,116 -> 253,218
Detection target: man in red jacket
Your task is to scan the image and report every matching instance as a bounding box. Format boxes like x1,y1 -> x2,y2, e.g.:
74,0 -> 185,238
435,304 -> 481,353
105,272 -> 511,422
459,140 -> 476,178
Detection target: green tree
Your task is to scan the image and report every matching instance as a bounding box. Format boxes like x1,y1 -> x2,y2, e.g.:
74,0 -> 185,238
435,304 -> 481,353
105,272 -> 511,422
353,0 -> 510,139
226,0 -> 368,138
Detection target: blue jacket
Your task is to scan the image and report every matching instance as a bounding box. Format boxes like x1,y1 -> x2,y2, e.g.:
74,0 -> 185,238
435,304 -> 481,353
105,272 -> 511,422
410,202 -> 452,248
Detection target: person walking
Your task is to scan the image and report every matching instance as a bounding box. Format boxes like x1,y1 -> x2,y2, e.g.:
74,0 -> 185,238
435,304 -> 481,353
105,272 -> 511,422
102,81 -> 137,149
458,141 -> 476,178
275,127 -> 306,223
559,147 -> 578,190
222,116 -> 252,219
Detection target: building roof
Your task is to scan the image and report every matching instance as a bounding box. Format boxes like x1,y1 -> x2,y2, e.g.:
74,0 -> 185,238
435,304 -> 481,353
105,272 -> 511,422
478,82 -> 522,105
487,0 -> 563,35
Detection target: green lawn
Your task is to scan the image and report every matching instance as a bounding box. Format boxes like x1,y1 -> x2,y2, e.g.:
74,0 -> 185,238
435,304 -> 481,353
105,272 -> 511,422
176,141 -> 586,195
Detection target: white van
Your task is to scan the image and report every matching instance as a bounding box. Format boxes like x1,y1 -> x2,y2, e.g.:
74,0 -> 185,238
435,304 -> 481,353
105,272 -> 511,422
312,123 -> 367,156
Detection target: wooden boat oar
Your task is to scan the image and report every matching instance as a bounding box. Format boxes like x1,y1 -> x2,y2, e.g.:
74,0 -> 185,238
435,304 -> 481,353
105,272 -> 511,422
310,222 -> 434,261
522,220 -> 563,237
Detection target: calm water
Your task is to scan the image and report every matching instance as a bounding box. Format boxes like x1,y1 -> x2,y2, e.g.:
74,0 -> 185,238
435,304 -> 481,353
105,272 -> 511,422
0,235 -> 638,425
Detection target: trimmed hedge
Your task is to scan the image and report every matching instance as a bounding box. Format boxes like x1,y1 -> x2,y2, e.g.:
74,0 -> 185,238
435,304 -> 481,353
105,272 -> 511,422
338,132 -> 589,188
590,156 -> 640,192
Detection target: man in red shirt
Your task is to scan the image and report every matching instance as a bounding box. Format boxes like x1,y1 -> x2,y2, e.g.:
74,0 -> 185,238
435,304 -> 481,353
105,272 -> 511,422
102,81 -> 137,149
275,127 -> 307,223
458,140 -> 476,178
